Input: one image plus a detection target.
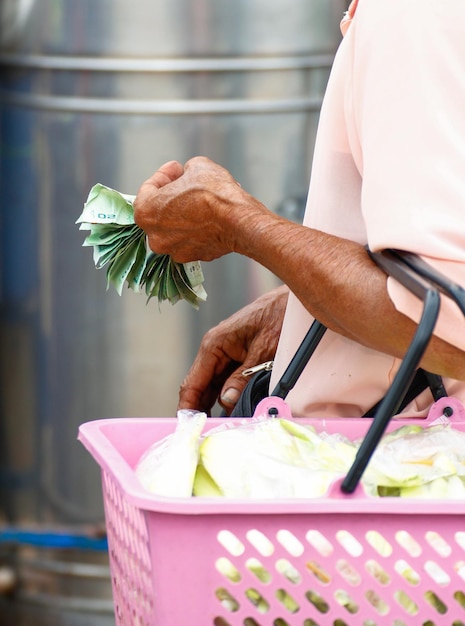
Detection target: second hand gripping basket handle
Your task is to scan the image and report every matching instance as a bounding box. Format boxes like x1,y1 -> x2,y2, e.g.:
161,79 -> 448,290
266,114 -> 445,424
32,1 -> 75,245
341,248 -> 465,494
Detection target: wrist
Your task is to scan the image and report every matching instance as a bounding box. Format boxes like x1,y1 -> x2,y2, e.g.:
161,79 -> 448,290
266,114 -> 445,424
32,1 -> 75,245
228,193 -> 283,258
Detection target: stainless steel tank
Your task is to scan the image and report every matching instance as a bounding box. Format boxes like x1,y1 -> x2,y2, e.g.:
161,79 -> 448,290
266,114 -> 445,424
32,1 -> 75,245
1,1 -> 344,622
0,0 -> 345,524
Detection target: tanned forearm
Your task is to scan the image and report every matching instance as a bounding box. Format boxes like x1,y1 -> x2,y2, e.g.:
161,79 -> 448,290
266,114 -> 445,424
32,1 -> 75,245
133,157 -> 465,380
229,194 -> 465,381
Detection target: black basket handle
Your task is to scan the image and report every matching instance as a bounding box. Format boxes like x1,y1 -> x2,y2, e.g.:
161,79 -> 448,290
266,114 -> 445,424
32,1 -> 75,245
341,248 -> 462,493
388,249 -> 465,315
271,319 -> 327,399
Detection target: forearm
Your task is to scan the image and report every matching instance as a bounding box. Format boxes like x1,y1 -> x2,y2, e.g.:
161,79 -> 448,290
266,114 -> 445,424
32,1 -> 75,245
133,158 -> 465,380
230,198 -> 465,380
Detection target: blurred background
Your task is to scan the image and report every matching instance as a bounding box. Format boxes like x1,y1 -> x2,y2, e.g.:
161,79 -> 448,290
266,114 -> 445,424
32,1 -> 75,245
0,0 -> 345,623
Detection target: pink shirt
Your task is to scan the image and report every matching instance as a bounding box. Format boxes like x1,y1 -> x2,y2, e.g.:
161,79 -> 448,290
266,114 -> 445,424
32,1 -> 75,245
270,0 -> 465,417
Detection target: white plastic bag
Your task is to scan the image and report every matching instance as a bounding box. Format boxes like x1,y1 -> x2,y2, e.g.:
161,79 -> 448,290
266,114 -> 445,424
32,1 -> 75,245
135,410 -> 207,497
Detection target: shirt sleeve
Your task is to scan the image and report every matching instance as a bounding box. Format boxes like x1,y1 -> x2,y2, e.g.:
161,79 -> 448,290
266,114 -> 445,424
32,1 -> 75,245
349,0 -> 465,348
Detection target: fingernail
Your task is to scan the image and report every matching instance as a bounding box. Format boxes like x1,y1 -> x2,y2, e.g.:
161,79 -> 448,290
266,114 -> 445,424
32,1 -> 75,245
221,388 -> 241,406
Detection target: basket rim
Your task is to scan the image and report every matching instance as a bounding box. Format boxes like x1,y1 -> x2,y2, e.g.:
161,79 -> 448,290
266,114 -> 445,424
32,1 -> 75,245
78,415 -> 465,516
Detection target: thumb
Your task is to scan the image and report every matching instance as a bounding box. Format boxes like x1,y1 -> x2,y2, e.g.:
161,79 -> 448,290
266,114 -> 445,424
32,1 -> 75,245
219,364 -> 270,413
146,160 -> 184,189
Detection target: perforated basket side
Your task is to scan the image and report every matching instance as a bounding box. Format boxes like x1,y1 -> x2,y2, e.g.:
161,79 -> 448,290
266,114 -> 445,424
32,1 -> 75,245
99,502 -> 465,626
101,468 -> 155,626
141,510 -> 465,626
80,416 -> 465,625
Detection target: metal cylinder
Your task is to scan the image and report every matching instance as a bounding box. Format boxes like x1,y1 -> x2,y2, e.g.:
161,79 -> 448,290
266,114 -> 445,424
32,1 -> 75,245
0,542 -> 114,626
0,0 -> 345,524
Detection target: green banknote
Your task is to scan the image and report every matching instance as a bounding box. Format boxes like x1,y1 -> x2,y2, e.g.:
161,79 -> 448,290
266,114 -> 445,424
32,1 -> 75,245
76,184 -> 207,308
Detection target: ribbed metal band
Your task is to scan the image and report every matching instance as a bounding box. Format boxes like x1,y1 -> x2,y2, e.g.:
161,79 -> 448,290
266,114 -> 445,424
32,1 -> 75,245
0,92 -> 324,114
0,51 -> 330,113
0,52 -> 334,72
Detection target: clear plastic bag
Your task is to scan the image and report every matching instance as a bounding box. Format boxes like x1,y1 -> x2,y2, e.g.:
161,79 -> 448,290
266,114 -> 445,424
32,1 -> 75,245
135,409 -> 207,497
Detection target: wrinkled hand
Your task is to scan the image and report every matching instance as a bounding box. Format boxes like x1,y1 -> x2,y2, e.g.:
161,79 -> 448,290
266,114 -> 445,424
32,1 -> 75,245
178,286 -> 289,415
133,156 -> 255,263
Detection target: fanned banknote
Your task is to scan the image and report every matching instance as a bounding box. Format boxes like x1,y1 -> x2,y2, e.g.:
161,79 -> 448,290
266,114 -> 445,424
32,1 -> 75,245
76,184 -> 207,308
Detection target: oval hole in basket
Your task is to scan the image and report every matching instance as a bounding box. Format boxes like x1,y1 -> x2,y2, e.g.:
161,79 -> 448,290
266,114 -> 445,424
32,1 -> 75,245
214,618 -> 233,626
274,619 -> 292,626
424,590 -> 448,614
306,560 -> 332,584
275,558 -> 301,584
245,587 -> 270,613
336,530 -> 363,557
217,530 -> 245,556
425,530 -> 452,557
455,531 -> 465,552
276,529 -> 304,557
455,560 -> 465,582
336,559 -> 361,586
305,589 -> 330,613
365,559 -> 391,585
454,590 -> 465,609
215,587 -> 240,612
276,588 -> 300,614
215,557 -> 241,583
305,529 -> 333,556
365,530 -> 392,557
246,558 -> 272,584
366,589 -> 390,616
334,589 -> 359,614
246,529 -> 275,557
243,619 -> 261,626
302,620 -> 320,626
424,560 -> 450,586
394,559 -> 420,585
395,530 -> 422,557
394,589 -> 418,616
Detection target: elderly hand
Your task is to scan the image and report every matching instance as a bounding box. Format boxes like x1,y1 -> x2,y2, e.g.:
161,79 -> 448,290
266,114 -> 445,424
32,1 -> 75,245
177,285 -> 288,415
133,156 -> 263,263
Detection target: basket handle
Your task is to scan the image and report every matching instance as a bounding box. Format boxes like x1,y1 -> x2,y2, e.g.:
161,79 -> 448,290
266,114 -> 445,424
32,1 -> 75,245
270,319 -> 327,399
341,248 -> 443,493
388,249 -> 465,315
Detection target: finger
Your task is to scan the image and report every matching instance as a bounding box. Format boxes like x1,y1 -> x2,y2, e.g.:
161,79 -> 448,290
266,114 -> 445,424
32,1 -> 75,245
184,156 -> 241,188
146,160 -> 184,189
178,373 -> 224,416
218,366 -> 255,413
177,385 -> 218,417
177,354 -> 226,415
133,161 -> 184,229
178,335 -> 245,414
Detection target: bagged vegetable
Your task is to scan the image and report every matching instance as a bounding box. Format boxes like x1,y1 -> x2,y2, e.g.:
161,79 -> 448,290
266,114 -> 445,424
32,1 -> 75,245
135,414 -> 465,499
135,410 -> 207,497
194,417 -> 357,499
363,422 -> 465,497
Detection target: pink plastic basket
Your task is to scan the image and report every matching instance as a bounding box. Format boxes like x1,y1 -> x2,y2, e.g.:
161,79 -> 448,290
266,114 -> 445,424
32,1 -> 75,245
78,398 -> 465,626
